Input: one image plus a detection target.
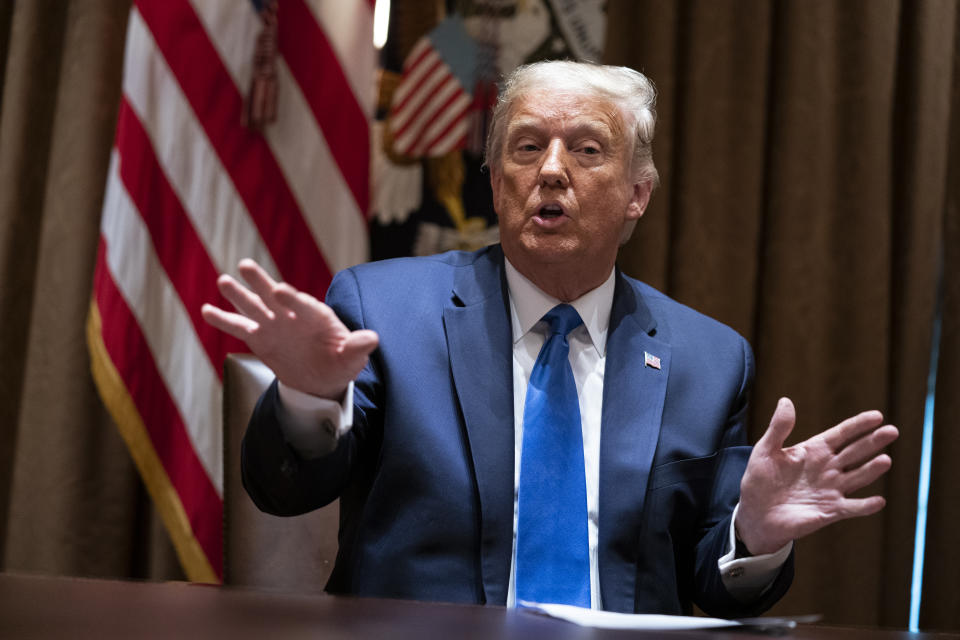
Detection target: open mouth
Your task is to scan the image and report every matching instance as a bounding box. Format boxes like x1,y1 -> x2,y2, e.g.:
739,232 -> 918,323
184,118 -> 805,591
539,204 -> 564,219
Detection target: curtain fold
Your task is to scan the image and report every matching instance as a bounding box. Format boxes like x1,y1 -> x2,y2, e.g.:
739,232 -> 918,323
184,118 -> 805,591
921,5 -> 960,630
0,0 -> 71,555
884,0 -> 957,628
607,0 -> 956,629
0,0 -> 181,581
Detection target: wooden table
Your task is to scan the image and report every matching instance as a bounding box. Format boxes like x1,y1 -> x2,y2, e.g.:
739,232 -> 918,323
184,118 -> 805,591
0,572 -> 955,639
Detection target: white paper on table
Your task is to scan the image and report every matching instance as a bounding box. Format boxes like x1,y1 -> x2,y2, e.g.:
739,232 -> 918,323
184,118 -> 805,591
519,603 -> 817,631
519,603 -> 742,630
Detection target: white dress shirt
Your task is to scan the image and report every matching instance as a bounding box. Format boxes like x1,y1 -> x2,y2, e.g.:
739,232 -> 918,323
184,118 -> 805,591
274,258 -> 791,609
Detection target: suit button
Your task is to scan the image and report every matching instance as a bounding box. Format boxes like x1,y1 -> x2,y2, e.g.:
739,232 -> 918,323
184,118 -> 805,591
321,419 -> 336,437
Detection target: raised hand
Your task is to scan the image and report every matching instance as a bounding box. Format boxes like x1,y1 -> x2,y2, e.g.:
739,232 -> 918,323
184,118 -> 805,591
201,259 -> 378,400
735,398 -> 899,555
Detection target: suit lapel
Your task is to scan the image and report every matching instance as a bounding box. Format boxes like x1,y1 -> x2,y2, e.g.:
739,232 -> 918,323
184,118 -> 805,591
598,274 -> 671,612
443,246 -> 515,605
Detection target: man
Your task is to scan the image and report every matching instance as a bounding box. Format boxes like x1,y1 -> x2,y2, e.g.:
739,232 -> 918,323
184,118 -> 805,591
202,61 -> 898,616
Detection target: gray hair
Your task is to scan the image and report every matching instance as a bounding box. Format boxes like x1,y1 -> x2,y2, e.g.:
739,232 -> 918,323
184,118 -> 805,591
484,60 -> 659,187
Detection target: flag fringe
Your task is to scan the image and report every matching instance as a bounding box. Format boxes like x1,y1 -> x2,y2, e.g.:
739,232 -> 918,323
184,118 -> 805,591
86,299 -> 220,583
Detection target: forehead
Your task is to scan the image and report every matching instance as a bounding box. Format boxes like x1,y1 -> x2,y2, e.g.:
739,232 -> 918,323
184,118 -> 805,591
505,89 -> 626,140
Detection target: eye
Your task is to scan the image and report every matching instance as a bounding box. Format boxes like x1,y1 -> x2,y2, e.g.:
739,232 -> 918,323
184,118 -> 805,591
580,145 -> 600,155
518,143 -> 540,152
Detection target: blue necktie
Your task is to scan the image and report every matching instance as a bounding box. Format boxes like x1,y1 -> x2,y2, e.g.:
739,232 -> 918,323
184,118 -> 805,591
516,304 -> 590,607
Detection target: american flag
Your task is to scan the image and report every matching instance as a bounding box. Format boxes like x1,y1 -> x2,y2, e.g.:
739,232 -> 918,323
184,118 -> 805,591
87,0 -> 373,582
388,16 -> 478,158
644,351 -> 662,370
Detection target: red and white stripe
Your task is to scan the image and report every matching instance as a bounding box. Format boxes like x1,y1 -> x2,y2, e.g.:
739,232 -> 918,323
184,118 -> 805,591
90,0 -> 373,581
389,39 -> 471,158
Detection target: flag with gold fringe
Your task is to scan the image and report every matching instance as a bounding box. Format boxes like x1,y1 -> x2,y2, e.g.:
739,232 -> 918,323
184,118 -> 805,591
88,0 -> 373,581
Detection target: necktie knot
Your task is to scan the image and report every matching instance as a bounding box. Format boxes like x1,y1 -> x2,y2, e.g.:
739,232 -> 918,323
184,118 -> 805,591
543,304 -> 583,337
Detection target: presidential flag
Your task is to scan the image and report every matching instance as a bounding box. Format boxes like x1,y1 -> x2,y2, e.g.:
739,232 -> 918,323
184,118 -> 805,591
87,0 -> 373,582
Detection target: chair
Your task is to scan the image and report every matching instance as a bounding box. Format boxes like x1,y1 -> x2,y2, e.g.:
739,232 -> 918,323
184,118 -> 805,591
222,353 -> 339,592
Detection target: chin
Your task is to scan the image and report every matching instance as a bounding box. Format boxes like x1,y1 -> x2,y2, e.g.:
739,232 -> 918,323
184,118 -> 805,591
518,235 -> 583,264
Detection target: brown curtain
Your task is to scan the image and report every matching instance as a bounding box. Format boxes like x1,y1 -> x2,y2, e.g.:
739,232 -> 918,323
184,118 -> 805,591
607,0 -> 958,631
0,0 -> 181,581
922,18 -> 960,630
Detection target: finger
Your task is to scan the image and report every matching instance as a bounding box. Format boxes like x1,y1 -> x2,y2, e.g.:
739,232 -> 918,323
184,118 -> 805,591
217,274 -> 274,322
821,410 -> 885,452
201,303 -> 259,341
272,283 -> 325,317
834,424 -> 899,470
237,259 -> 282,304
756,397 -> 796,453
840,453 -> 892,494
272,286 -> 353,339
835,495 -> 887,520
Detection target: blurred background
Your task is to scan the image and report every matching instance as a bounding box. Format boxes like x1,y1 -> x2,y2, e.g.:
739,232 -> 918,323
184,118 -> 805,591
0,0 -> 956,632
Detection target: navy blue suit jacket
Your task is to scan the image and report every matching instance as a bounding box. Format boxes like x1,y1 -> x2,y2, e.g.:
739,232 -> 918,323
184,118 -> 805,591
241,244 -> 792,616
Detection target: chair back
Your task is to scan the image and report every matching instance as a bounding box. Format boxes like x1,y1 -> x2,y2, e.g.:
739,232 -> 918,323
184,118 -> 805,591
222,353 -> 339,592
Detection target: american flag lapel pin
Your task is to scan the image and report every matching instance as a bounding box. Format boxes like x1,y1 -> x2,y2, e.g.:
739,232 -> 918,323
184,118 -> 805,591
644,351 -> 662,370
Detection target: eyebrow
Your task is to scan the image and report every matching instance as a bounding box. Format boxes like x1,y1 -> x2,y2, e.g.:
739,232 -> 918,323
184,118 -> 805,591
506,118 -> 615,140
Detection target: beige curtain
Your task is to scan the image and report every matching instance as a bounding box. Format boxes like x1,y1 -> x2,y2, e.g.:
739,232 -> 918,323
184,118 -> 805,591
607,0 -> 958,631
0,0 -> 181,581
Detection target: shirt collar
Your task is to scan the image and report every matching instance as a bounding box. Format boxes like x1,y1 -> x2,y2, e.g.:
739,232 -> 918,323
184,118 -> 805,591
504,257 -> 615,357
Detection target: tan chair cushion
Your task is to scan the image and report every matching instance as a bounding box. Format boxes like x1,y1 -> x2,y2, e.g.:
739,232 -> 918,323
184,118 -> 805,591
223,353 -> 339,592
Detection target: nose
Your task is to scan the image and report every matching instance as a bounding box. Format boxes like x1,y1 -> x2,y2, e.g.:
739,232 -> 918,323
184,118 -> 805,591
539,139 -> 569,189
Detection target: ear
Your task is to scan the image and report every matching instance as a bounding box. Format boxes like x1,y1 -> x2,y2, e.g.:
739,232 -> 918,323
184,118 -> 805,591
626,179 -> 653,222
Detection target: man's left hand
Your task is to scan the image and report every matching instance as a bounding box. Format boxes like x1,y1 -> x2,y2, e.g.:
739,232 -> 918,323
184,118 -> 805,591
735,397 -> 899,555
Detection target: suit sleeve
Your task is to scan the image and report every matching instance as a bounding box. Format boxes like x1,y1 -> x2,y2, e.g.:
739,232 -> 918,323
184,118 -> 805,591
240,268 -> 384,516
691,336 -> 794,618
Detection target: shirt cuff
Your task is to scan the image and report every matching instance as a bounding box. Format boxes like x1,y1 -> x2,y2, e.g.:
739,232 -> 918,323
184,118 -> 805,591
719,503 -> 793,601
275,380 -> 353,458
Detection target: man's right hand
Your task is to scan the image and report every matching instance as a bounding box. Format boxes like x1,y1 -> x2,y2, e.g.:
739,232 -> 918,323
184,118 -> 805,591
201,259 -> 379,400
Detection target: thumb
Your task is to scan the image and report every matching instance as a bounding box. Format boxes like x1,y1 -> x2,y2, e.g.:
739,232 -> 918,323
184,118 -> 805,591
757,397 -> 796,453
339,329 -> 380,363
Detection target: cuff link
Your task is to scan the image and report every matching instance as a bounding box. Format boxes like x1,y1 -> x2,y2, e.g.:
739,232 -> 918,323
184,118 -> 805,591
726,566 -> 745,579
280,457 -> 298,478
321,418 -> 336,437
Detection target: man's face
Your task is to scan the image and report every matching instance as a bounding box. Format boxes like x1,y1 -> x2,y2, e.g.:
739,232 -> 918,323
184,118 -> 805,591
490,89 -> 650,281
